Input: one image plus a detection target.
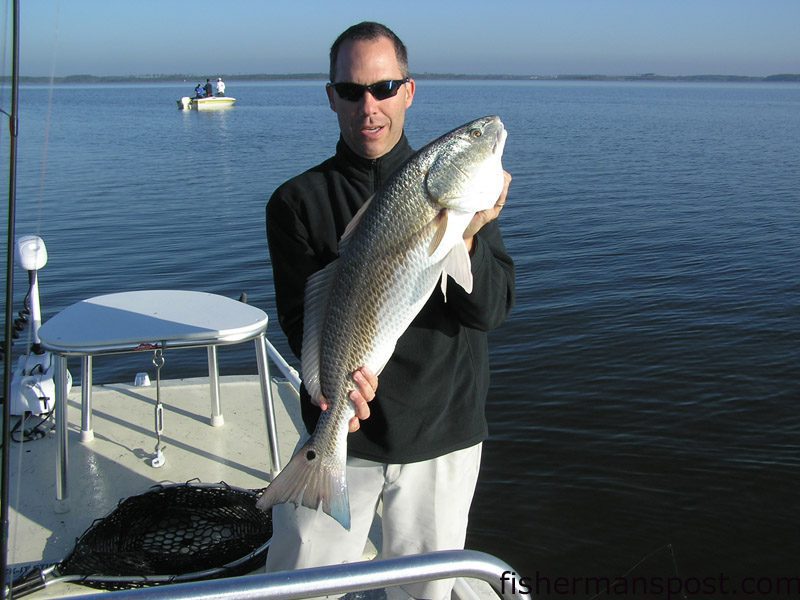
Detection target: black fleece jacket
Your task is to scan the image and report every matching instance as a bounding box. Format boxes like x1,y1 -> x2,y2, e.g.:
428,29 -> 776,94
266,133 -> 515,463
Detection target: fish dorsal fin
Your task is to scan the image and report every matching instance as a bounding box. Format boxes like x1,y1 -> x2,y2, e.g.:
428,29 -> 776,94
300,259 -> 339,404
439,239 -> 474,300
428,210 -> 448,256
340,195 -> 374,251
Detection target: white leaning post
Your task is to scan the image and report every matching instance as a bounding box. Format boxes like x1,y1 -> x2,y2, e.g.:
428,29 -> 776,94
39,290 -> 281,509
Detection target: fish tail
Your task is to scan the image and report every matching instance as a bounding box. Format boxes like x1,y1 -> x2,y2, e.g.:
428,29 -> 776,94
256,441 -> 351,530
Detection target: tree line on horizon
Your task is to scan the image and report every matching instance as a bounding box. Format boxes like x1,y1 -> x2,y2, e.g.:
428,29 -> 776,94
8,72 -> 800,84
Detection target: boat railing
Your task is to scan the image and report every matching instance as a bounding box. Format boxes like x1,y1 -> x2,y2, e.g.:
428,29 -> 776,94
73,550 -> 531,600
265,338 -> 301,392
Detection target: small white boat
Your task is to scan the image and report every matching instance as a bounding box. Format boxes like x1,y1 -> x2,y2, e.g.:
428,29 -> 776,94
177,95 -> 236,110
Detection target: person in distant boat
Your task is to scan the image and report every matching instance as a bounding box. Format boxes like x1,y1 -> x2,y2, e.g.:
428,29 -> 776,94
264,21 -> 514,600
194,83 -> 203,98
203,78 -> 213,97
216,77 -> 226,96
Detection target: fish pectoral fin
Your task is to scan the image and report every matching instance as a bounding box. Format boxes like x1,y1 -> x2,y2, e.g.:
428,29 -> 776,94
256,441 -> 351,530
428,210 -> 448,256
441,241 -> 474,298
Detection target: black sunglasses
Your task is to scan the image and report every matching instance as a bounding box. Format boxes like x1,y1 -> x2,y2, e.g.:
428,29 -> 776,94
328,78 -> 409,102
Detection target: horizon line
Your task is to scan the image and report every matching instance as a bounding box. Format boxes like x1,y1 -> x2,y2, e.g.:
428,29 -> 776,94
10,72 -> 800,83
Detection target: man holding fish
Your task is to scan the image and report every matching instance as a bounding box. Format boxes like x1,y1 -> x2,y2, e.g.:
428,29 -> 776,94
264,21 -> 515,600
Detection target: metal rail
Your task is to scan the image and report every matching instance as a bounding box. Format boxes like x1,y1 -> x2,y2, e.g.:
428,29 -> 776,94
0,0 -> 22,595
75,550 -> 531,600
265,338 -> 301,392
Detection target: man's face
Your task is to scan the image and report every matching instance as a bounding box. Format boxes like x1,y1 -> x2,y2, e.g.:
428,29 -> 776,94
327,37 -> 415,160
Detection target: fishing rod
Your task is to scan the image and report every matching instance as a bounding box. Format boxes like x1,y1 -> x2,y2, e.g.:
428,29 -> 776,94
1,0 -> 21,596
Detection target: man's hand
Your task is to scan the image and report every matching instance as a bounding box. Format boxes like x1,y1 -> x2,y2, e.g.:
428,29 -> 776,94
313,366 -> 379,432
347,366 -> 378,432
463,170 -> 512,253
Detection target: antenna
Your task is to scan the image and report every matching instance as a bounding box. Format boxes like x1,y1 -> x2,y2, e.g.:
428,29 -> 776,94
1,1 -> 21,595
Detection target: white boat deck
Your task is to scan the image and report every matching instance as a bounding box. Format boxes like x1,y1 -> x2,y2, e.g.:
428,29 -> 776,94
7,375 -> 502,599
7,375 -> 307,596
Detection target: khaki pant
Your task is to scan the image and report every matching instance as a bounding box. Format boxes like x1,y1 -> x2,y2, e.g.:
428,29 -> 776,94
266,443 -> 483,600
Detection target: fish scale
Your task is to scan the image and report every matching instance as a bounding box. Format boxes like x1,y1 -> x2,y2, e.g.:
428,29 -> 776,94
257,116 -> 507,529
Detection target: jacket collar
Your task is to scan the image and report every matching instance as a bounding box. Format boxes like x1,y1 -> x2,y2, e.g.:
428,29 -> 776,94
335,134 -> 414,185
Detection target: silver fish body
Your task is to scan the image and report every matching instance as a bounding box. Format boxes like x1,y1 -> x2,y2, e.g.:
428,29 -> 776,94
257,115 -> 507,528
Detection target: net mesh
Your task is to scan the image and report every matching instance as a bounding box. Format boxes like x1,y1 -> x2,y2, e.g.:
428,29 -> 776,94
58,482 -> 271,590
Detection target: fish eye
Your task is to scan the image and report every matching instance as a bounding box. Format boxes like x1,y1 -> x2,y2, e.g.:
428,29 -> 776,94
470,128 -> 482,138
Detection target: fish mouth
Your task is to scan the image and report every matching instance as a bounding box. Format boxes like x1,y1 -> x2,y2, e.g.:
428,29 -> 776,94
493,125 -> 507,155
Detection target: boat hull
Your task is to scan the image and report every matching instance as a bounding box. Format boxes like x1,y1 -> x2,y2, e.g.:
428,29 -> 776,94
177,96 -> 236,110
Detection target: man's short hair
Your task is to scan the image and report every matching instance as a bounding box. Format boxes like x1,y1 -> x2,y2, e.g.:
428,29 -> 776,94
329,21 -> 409,82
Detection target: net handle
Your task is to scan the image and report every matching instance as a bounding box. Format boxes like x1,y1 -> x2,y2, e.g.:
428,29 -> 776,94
8,539 -> 272,597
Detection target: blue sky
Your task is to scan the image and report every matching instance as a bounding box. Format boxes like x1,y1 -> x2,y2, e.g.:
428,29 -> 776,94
14,0 -> 800,77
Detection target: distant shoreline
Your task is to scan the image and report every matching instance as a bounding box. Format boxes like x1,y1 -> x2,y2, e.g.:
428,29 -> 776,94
8,72 -> 800,84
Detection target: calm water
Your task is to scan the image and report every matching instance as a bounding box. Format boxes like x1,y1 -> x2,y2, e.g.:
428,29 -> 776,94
3,80 -> 799,592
